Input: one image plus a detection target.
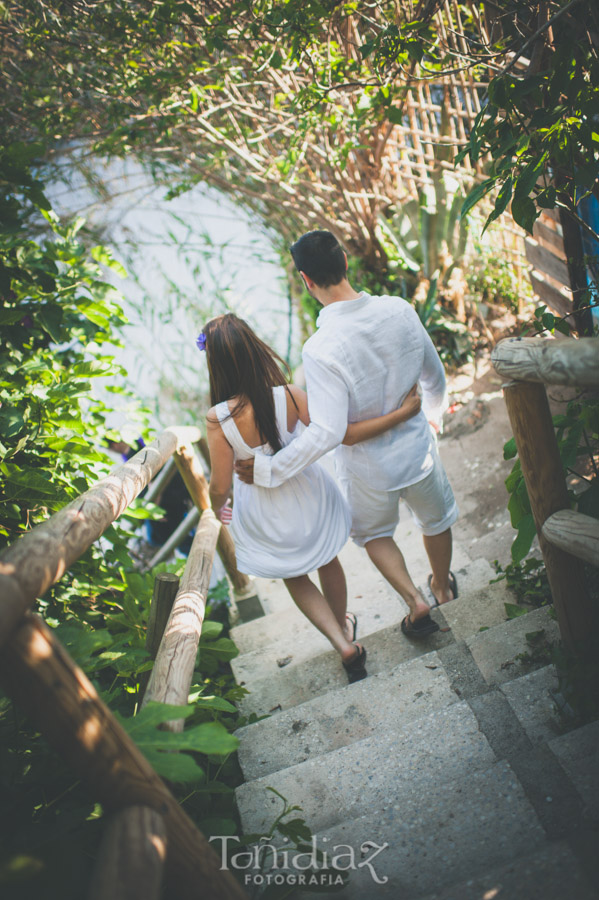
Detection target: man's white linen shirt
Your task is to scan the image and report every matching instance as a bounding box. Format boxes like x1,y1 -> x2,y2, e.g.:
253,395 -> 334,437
253,292 -> 448,491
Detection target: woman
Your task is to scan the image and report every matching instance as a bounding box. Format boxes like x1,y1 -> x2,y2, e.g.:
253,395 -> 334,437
200,314 -> 421,683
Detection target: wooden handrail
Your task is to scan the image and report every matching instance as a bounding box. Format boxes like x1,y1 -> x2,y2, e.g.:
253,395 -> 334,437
492,335 -> 598,655
142,509 -> 221,731
0,424 -> 251,898
542,509 -> 599,568
492,336 -> 599,386
88,806 -> 167,900
0,613 -> 247,900
0,426 -> 201,647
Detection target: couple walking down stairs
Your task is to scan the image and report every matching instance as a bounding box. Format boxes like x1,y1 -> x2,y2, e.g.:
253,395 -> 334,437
226,386 -> 598,900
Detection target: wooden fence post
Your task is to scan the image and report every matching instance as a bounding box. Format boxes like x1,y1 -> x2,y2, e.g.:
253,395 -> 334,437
174,444 -> 264,621
503,380 -> 594,652
142,510 -> 221,732
88,806 -> 167,900
0,613 -> 247,900
146,573 -> 180,660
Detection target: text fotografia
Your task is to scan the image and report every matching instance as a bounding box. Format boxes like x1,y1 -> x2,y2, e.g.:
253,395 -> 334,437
210,835 -> 389,886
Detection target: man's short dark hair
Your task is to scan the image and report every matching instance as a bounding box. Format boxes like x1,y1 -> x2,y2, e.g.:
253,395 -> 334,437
289,230 -> 347,288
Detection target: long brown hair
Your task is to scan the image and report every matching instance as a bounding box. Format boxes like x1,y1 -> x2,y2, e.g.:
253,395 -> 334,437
203,314 -> 291,452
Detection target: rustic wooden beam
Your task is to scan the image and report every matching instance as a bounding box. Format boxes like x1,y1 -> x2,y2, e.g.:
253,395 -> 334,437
492,337 -> 599,387
145,507 -> 201,571
0,613 -> 247,900
174,445 -> 262,604
0,427 -> 201,648
542,509 -> 599,568
525,236 -> 570,286
502,381 -> 594,652
142,510 -> 220,731
146,573 -> 180,660
144,456 -> 178,505
88,806 -> 167,900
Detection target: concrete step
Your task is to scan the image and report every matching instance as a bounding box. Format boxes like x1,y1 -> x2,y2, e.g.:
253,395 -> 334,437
500,664 -> 562,745
236,651 -> 458,781
236,700 -> 497,836
418,840 -> 597,900
549,720 -> 599,820
235,619 -> 453,717
233,556 -> 496,657
295,760 -> 547,899
465,605 -> 561,687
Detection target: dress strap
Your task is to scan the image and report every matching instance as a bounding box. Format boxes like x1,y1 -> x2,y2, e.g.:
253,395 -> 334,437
273,384 -> 290,437
213,401 -> 252,458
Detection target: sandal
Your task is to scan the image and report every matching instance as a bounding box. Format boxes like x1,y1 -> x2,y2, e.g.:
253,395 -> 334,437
427,571 -> 458,608
401,613 -> 440,638
346,612 -> 358,642
343,643 -> 367,683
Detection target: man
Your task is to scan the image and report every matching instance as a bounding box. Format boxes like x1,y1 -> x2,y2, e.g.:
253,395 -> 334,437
236,230 -> 458,636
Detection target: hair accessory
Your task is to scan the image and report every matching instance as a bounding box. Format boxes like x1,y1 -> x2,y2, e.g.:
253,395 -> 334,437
196,332 -> 207,351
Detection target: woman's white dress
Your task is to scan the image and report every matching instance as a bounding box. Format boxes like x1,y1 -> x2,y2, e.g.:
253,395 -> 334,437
214,385 -> 351,578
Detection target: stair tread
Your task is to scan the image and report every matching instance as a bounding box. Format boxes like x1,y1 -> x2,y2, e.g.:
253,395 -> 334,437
236,651 -> 458,780
236,701 -> 497,836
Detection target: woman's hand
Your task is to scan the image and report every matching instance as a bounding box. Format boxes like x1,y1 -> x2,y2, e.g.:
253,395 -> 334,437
215,500 -> 233,524
400,383 -> 421,419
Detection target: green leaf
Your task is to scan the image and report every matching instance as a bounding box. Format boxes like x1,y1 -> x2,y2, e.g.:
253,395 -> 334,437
482,176 -> 513,233
511,196 -> 539,234
91,245 -> 128,279
505,602 -> 528,619
199,637 -> 239,661
503,437 -> 518,460
511,514 -> 537,562
460,178 -> 496,220
200,621 -> 224,640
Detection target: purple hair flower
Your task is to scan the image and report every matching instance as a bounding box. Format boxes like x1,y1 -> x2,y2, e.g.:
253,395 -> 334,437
196,332 -> 207,351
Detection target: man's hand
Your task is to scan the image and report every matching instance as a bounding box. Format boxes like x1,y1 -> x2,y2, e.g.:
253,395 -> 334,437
235,458 -> 255,484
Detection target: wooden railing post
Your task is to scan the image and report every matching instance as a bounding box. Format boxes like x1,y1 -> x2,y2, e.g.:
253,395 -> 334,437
146,573 -> 180,660
174,444 -> 264,622
88,806 -> 167,900
502,380 -> 594,651
0,613 -> 247,900
142,510 -> 221,732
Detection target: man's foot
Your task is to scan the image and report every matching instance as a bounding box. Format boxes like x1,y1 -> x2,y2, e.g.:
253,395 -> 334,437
401,614 -> 440,638
427,571 -> 458,608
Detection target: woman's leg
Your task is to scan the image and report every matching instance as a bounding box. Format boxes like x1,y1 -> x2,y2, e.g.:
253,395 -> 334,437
317,556 -> 351,637
283,573 -> 359,663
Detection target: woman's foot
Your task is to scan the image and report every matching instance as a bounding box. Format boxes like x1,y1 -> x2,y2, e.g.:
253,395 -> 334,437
342,643 -> 367,683
344,612 -> 358,642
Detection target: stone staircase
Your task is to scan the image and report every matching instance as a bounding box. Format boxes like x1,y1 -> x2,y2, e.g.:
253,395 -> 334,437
228,528 -> 599,899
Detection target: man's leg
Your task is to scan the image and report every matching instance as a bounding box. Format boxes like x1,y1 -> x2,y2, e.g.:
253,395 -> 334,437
423,528 -> 454,605
402,453 -> 459,607
365,536 -> 431,623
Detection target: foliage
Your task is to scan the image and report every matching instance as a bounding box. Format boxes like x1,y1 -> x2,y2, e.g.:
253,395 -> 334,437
492,557 -> 552,608
467,251 -> 531,315
0,151 -> 249,897
2,1 -> 578,289
217,787 -> 349,899
457,1 -> 599,242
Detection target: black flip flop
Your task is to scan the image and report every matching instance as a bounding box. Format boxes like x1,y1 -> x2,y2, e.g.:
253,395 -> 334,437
427,571 -> 459,608
401,613 -> 440,638
343,643 -> 367,683
346,612 -> 358,642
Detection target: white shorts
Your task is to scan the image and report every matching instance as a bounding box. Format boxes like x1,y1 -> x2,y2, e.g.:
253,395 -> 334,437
339,453 -> 459,547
